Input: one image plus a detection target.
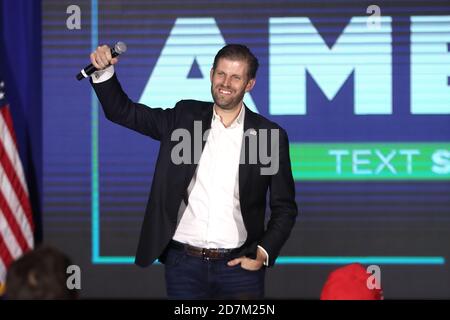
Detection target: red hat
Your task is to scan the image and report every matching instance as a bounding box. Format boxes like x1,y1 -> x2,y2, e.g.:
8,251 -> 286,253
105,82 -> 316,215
320,263 -> 382,300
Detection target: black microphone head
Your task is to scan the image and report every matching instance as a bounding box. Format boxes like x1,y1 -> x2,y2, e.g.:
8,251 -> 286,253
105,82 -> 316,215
114,41 -> 127,54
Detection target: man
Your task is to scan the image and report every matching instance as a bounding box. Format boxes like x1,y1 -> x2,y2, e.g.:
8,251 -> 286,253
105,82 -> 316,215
89,44 -> 298,299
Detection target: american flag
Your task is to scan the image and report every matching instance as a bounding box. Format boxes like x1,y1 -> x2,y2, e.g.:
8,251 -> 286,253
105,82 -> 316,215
0,78 -> 34,285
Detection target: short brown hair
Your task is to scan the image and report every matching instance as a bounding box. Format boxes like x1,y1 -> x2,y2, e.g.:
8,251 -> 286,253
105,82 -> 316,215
213,44 -> 259,80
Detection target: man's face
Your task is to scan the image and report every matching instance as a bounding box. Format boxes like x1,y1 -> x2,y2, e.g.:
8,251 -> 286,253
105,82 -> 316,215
210,58 -> 255,111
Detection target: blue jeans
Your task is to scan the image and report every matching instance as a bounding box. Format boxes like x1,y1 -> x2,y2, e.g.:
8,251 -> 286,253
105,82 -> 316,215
164,245 -> 265,299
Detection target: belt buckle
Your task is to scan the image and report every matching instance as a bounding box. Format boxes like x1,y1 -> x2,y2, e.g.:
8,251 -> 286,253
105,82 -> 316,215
203,248 -> 217,260
204,248 -> 225,260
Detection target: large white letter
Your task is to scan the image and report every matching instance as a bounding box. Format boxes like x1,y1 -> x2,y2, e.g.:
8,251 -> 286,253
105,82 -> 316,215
411,16 -> 450,114
269,17 -> 392,115
139,18 -> 257,112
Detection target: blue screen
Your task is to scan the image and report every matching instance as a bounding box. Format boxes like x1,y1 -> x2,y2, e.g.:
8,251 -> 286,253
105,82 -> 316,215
43,0 -> 450,298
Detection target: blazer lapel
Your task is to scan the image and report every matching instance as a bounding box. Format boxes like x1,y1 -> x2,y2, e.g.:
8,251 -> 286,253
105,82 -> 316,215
185,103 -> 214,185
200,103 -> 213,149
239,105 -> 260,205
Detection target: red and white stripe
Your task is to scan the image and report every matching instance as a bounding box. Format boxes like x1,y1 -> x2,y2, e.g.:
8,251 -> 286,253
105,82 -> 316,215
0,104 -> 34,283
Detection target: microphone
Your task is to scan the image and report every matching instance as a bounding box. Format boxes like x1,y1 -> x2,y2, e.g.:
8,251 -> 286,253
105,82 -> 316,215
76,41 -> 127,80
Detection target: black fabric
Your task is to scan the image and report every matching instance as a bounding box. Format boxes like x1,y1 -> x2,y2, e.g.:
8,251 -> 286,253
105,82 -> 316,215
91,74 -> 298,267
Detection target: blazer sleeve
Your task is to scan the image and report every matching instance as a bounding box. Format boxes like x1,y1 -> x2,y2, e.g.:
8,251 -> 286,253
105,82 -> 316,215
259,127 -> 298,267
90,73 -> 177,141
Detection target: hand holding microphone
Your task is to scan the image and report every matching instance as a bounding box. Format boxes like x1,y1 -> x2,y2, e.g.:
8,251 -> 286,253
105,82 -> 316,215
76,41 -> 127,80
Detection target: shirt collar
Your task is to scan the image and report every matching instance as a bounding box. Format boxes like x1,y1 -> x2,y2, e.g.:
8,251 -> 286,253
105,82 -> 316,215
212,103 -> 245,128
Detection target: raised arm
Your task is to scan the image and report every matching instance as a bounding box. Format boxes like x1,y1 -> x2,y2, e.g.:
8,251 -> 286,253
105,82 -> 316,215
89,45 -> 176,141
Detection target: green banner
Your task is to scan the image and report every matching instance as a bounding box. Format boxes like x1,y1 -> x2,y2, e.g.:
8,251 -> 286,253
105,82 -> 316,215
289,143 -> 450,180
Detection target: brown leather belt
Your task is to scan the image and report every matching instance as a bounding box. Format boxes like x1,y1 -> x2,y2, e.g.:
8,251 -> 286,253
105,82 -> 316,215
169,240 -> 238,260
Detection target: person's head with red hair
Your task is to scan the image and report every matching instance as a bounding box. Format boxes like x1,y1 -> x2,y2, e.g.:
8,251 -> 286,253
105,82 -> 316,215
320,263 -> 383,300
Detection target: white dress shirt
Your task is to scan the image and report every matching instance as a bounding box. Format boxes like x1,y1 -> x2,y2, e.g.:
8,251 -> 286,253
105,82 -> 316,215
173,104 -> 247,248
92,67 -> 268,264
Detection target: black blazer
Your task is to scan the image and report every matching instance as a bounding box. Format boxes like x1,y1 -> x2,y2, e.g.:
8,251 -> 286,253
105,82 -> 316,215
92,74 -> 298,267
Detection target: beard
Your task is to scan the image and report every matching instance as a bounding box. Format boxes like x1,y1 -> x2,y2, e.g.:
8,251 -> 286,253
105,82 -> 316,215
211,84 -> 246,111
